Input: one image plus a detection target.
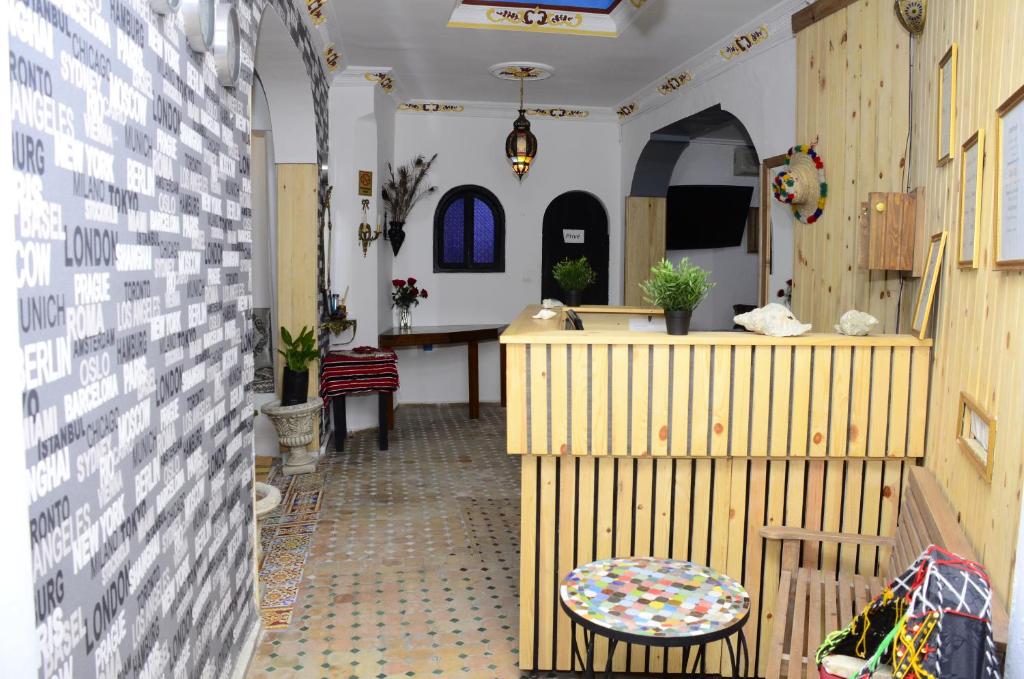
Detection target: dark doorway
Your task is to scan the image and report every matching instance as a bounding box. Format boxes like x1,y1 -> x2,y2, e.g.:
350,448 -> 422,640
541,192 -> 609,304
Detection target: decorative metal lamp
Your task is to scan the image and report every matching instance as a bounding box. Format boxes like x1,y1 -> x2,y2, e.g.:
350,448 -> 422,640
357,199 -> 381,257
505,77 -> 538,181
894,0 -> 926,34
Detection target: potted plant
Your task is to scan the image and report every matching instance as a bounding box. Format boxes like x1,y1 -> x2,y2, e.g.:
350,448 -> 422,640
381,154 -> 438,255
278,326 -> 319,406
391,277 -> 428,330
551,256 -> 597,307
639,258 -> 714,336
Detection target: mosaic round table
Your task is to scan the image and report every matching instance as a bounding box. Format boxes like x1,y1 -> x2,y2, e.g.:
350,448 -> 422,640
559,557 -> 750,678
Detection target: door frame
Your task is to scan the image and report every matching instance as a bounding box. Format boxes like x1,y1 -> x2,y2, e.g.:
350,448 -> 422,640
759,153 -> 789,305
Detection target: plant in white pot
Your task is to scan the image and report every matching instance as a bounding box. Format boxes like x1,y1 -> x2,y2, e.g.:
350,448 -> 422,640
640,258 -> 714,335
551,256 -> 596,307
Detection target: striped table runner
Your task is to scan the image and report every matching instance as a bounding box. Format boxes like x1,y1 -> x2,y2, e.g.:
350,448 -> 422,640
320,347 -> 399,402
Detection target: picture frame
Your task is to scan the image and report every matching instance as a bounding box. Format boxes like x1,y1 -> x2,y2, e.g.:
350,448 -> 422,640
911,231 -> 947,340
957,391 -> 996,482
937,44 -> 958,166
995,83 -> 1024,269
958,130 -> 984,268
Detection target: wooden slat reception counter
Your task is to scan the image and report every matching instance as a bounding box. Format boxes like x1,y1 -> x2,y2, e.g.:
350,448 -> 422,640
500,306 -> 932,676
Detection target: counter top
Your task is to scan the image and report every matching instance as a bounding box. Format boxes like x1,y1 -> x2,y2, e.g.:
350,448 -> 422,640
500,305 -> 932,347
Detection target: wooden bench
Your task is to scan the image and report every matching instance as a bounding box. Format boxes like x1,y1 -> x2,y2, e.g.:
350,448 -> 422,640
760,466 -> 1009,679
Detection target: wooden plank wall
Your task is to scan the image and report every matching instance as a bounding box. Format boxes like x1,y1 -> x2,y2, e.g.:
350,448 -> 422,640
623,197 -> 667,306
791,0 -> 1024,605
791,0 -> 910,332
517,456 -> 907,676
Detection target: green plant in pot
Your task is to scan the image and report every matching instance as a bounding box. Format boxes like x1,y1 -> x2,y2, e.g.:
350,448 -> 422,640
278,326 -> 319,406
640,258 -> 714,336
551,256 -> 597,307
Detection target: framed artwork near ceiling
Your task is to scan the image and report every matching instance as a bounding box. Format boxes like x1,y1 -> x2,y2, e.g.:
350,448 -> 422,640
911,231 -> 947,340
958,130 -> 984,268
957,390 -> 996,482
995,83 -> 1024,269
936,44 -> 957,166
358,170 -> 373,197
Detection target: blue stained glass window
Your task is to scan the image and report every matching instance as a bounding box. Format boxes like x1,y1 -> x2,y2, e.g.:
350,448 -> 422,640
443,199 -> 465,264
433,185 -> 504,272
472,199 -> 495,264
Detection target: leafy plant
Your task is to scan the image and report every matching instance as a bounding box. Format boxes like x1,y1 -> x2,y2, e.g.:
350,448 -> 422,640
278,326 -> 319,372
381,154 -> 438,222
640,258 -> 715,312
552,256 -> 597,292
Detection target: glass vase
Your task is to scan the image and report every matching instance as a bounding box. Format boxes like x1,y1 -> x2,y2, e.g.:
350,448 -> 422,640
399,306 -> 412,331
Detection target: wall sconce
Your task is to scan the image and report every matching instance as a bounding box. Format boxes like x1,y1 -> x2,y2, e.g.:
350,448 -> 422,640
357,199 -> 382,257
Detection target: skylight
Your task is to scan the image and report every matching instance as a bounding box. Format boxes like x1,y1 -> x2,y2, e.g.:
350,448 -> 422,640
449,0 -> 644,37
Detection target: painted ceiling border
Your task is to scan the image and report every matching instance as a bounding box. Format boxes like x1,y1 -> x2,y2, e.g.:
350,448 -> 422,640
446,0 -> 650,37
615,0 -> 811,121
396,99 -> 618,123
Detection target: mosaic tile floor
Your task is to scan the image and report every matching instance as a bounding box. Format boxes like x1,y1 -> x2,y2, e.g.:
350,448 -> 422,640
246,404 -> 658,679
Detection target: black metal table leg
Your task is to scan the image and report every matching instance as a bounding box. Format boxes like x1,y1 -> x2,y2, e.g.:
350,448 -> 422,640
378,392 -> 389,450
333,396 -> 346,452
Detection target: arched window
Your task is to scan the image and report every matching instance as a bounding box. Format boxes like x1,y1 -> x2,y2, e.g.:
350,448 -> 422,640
433,185 -> 505,272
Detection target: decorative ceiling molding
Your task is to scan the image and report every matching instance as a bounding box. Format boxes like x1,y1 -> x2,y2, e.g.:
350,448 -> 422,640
323,43 -> 341,71
364,71 -> 395,92
489,62 -> 554,80
334,66 -> 403,103
616,0 -> 811,122
396,99 -> 616,123
447,0 -> 649,37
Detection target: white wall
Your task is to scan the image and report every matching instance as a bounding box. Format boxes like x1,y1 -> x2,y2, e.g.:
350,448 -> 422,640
666,140 -> 759,330
621,38 -> 798,311
390,113 -> 622,404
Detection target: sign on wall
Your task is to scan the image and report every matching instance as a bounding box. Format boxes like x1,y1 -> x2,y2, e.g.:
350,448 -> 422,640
562,229 -> 585,244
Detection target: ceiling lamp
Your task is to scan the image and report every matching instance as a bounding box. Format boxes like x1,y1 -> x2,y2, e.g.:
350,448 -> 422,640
505,77 -> 538,181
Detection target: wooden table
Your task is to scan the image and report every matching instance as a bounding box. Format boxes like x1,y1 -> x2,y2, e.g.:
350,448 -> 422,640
378,324 -> 507,421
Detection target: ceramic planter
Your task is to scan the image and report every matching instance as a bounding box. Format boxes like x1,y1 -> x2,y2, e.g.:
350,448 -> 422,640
664,309 -> 693,336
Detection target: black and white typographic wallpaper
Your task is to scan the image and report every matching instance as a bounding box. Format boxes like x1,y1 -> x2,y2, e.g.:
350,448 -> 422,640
10,0 -> 327,677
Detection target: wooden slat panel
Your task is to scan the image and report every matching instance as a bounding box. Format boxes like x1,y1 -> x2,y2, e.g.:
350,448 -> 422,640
887,347 -> 911,457
507,345 -> 528,454
591,345 -> 609,456
807,570 -> 823,679
790,346 -> 813,457
906,346 -> 930,457
574,455 -> 596,670
592,457 -> 615,668
770,347 -> 793,457
765,569 -> 793,679
710,346 -> 732,457
809,347 -> 832,456
690,346 -> 712,456
742,460 -> 767,675
555,454 -> 576,669
536,456 -> 557,669
867,347 -> 892,458
667,459 -> 693,674
786,569 -> 809,679
669,346 -> 691,456
650,345 -> 671,456
649,458 -> 673,673
611,345 -> 630,456
750,345 -> 772,457
631,460 -> 654,673
612,459 -> 635,672
550,345 -> 568,455
803,461 -> 825,565
820,461 -> 845,573
518,456 -> 538,669
847,347 -> 871,456
759,460 -> 787,677
731,346 -> 752,457
839,461 -> 864,574
631,345 -> 651,456
858,462 -> 883,574
828,346 -> 852,457
530,345 -> 549,455
570,344 -> 589,455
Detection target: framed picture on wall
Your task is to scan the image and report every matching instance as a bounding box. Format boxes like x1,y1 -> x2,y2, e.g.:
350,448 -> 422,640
958,130 -> 984,268
937,44 -> 958,166
957,391 -> 996,482
911,231 -> 947,340
995,83 -> 1024,269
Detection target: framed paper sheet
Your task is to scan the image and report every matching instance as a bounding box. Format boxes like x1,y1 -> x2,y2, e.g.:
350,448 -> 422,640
996,84 -> 1024,268
958,130 -> 984,268
937,45 -> 957,165
911,231 -> 947,340
958,391 -> 996,482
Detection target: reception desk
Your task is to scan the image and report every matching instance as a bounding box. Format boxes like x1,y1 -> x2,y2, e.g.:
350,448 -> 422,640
500,306 -> 932,676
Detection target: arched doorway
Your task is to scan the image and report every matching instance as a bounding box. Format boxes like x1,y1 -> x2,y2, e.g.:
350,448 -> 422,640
541,192 -> 609,304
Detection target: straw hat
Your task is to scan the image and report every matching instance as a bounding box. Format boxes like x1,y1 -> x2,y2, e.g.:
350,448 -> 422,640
773,144 -> 827,224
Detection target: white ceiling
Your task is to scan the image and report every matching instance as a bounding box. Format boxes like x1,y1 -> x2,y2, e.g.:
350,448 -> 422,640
328,1 -> 784,108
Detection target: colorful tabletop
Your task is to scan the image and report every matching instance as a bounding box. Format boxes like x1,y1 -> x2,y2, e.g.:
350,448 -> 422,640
559,558 -> 750,643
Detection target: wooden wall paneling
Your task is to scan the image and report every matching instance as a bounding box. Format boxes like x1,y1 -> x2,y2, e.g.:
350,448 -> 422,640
573,456 -> 595,669
611,345 -> 630,455
536,456 -> 557,669
808,346 -> 832,457
507,345 -> 527,454
690,346 -> 712,456
867,347 -> 892,457
551,345 -> 568,455
803,461 -> 826,564
592,457 -> 615,668
612,457 -> 635,671
858,461 -> 883,575
519,456 -> 538,670
906,346 -> 929,456
651,346 -> 671,456
649,458 -> 673,672
632,346 -> 651,456
724,460 -> 749,677
631,458 -> 654,673
839,460 -> 865,574
570,344 -> 589,454
667,459 -> 693,673
623,197 -> 667,306
711,347 -> 732,457
730,346 -> 752,457
791,0 -> 861,34
790,346 -> 813,457
886,347 -> 911,456
555,454 -> 576,670
591,345 -> 609,456
847,346 -> 871,456
742,460 -> 767,675
706,459 -> 733,675
669,346 -> 691,456
750,346 -> 772,456
769,347 -> 793,456
757,460 -> 787,676
878,461 -> 903,570
820,460 -> 846,572
828,346 -> 852,457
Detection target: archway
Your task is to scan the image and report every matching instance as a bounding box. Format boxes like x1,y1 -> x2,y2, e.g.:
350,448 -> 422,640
541,192 -> 609,304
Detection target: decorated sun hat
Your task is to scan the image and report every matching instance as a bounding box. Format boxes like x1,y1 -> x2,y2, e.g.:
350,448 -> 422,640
773,144 -> 827,224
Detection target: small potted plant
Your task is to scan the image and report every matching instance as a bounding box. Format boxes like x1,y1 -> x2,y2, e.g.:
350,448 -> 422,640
278,326 -> 319,406
391,277 -> 428,330
551,256 -> 597,307
640,258 -> 714,336
381,154 -> 438,255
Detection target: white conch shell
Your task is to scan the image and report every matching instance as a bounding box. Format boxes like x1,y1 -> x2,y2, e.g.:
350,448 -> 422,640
733,303 -> 812,337
834,310 -> 879,336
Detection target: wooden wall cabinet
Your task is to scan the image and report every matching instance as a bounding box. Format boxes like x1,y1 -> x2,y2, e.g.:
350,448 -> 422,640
857,190 -> 925,273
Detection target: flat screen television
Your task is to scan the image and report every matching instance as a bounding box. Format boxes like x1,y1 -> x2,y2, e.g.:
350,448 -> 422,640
665,185 -> 754,250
